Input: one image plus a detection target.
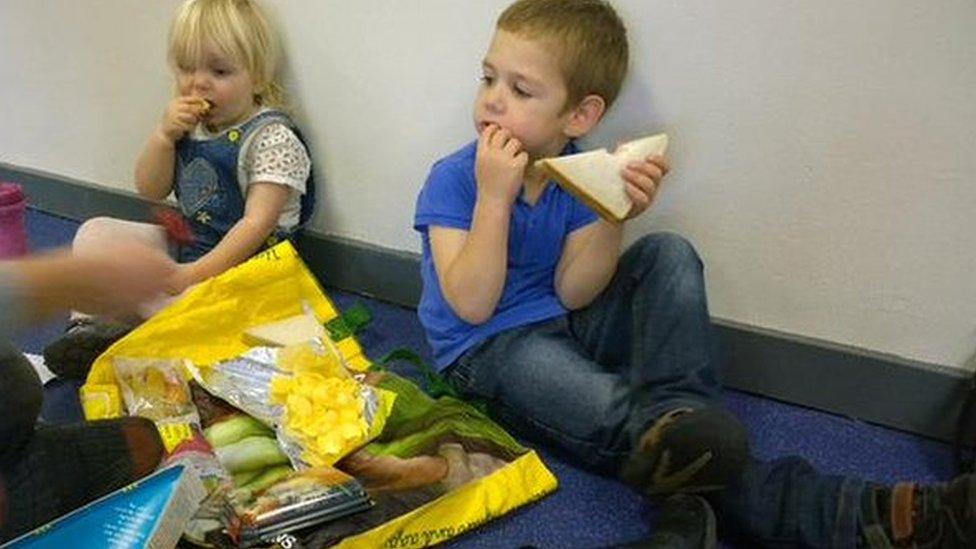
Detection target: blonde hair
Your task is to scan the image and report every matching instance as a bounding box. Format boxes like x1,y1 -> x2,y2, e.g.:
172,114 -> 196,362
498,0 -> 628,111
168,0 -> 285,108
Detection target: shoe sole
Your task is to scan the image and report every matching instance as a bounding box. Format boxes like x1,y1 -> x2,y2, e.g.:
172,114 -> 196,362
43,324 -> 130,381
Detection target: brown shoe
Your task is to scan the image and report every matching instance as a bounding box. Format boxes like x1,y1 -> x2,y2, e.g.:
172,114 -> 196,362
621,406 -> 750,495
863,474 -> 976,549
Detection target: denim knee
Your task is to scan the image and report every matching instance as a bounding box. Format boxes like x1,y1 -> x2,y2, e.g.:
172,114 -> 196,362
629,232 -> 703,273
622,232 -> 707,305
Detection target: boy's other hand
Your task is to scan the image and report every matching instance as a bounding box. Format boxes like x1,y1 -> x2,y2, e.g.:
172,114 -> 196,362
622,154 -> 670,220
156,96 -> 203,143
476,124 -> 528,206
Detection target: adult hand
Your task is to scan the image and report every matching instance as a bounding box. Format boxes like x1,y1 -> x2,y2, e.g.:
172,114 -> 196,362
71,239 -> 177,317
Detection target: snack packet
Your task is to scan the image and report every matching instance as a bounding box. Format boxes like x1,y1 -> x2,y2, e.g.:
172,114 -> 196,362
225,466 -> 371,548
114,357 -> 232,493
190,382 -> 294,492
189,338 -> 395,469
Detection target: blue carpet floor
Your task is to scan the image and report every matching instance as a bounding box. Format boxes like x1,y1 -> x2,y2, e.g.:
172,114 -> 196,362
16,208 -> 956,548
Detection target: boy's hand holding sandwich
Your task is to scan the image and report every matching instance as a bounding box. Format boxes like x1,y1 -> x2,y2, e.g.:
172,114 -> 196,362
536,134 -> 670,222
622,153 -> 670,220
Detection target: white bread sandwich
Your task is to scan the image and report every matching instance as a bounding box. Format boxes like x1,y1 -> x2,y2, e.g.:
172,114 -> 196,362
243,311 -> 325,347
534,133 -> 669,223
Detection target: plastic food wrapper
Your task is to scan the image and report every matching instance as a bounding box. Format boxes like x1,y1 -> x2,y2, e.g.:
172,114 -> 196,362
188,379 -> 372,548
225,466 -> 372,548
189,338 -> 396,469
190,381 -> 292,486
114,357 -> 232,493
80,383 -> 122,420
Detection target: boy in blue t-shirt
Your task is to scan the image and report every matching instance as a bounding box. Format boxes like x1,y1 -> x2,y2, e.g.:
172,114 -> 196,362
415,1 -> 975,547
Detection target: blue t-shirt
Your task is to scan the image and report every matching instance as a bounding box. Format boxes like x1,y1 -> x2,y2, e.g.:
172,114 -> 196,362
414,140 -> 598,370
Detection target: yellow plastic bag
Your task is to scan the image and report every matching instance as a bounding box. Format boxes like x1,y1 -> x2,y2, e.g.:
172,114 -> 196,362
83,242 -> 370,419
194,340 -> 397,468
333,371 -> 558,547
81,240 -> 558,547
336,451 -> 555,548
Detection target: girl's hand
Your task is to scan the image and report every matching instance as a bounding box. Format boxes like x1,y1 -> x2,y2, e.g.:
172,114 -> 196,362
165,263 -> 197,296
475,124 -> 528,206
156,96 -> 204,143
622,154 -> 670,220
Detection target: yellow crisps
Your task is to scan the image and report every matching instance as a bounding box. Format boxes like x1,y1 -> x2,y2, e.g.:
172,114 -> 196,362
286,394 -> 313,417
277,338 -> 349,378
270,371 -> 369,466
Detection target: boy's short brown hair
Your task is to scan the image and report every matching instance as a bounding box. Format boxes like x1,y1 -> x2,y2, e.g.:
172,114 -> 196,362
498,0 -> 628,110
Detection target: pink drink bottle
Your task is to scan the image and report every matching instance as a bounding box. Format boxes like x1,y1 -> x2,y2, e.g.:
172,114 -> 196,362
0,182 -> 29,258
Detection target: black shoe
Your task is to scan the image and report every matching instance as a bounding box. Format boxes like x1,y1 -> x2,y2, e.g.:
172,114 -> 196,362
42,318 -> 133,381
621,406 -> 749,495
604,494 -> 717,549
0,417 -> 164,542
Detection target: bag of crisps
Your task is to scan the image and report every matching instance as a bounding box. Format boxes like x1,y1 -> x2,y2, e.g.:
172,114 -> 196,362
189,339 -> 396,469
113,357 -> 232,494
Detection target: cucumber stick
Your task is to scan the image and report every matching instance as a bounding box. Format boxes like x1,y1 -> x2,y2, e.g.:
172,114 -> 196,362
204,415 -> 273,448
215,435 -> 289,473
241,465 -> 293,492
232,469 -> 262,487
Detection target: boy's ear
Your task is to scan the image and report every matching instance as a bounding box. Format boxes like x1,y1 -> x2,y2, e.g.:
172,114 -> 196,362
563,94 -> 606,138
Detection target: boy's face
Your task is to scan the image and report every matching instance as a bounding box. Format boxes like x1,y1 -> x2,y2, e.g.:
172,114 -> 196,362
474,30 -> 577,160
175,40 -> 257,132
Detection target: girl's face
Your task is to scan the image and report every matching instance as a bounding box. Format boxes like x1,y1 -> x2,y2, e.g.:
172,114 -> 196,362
175,40 -> 257,132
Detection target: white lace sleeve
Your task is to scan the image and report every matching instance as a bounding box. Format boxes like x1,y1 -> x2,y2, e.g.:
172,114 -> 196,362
244,123 -> 311,193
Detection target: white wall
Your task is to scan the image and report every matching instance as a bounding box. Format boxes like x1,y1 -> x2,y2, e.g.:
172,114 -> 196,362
1,1 -> 974,369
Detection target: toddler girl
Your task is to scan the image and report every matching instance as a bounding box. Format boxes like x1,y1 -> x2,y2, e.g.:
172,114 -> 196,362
45,0 -> 315,380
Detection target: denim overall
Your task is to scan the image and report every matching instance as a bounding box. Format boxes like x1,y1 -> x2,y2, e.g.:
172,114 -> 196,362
173,110 -> 315,263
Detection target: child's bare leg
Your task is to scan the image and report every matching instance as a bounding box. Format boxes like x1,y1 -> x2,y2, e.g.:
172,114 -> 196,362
71,216 -> 169,320
43,217 -> 168,380
72,217 -> 191,319
72,217 -> 168,252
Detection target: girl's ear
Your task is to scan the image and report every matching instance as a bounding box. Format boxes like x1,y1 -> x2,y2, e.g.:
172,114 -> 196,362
251,79 -> 263,105
563,94 -> 606,138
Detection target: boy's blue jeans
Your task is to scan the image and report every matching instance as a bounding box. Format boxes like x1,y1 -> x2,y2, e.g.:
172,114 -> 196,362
446,233 -> 866,548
